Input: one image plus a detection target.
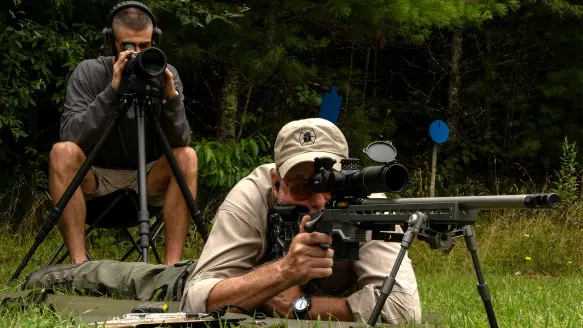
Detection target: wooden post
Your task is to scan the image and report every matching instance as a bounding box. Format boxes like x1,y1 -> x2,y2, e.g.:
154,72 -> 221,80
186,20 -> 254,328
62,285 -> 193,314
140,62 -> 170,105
430,143 -> 437,197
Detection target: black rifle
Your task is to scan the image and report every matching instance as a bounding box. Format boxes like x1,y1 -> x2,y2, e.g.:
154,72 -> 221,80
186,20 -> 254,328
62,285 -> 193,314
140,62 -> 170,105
266,141 -> 561,328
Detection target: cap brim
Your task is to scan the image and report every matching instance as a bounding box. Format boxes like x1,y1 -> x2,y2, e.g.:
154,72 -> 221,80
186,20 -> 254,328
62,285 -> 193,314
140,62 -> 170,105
278,151 -> 344,179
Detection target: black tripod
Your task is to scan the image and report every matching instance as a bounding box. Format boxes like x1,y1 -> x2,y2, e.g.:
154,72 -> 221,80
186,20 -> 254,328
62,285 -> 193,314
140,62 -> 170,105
11,74 -> 210,282
365,211 -> 498,328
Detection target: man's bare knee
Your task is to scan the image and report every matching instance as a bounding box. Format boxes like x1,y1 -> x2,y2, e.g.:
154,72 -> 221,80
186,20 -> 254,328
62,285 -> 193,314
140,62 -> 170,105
49,142 -> 96,191
173,147 -> 198,176
50,142 -> 85,175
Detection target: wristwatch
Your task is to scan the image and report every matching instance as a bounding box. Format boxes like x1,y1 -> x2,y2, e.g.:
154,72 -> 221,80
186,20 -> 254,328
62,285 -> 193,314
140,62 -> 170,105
291,295 -> 311,319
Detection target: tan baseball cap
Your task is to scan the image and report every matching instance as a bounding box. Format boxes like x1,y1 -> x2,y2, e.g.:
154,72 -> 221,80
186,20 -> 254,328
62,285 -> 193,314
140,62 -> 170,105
274,118 -> 349,178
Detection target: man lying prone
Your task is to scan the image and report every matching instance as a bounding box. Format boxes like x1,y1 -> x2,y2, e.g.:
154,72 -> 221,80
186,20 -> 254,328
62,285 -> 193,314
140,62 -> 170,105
24,118 -> 422,325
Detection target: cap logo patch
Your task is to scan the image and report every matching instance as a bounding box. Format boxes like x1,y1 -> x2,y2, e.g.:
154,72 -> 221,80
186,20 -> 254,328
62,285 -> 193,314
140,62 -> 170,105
299,129 -> 316,145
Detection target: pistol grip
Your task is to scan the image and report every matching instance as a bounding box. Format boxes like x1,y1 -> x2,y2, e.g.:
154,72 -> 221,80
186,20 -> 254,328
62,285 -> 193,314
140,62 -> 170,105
303,211 -> 322,233
302,211 -> 331,251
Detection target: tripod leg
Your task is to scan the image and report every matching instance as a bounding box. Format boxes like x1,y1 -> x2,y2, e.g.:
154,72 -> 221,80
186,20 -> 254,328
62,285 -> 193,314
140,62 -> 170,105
10,96 -> 134,282
366,211 -> 427,328
145,106 -> 209,242
136,100 -> 150,262
463,225 -> 499,328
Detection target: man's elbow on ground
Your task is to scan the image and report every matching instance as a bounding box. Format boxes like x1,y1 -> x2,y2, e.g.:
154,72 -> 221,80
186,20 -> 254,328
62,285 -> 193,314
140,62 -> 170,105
379,293 -> 422,325
347,285 -> 422,325
181,277 -> 223,313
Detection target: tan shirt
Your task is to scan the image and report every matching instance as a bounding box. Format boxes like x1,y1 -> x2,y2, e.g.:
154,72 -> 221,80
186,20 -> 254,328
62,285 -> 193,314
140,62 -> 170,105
181,163 -> 422,324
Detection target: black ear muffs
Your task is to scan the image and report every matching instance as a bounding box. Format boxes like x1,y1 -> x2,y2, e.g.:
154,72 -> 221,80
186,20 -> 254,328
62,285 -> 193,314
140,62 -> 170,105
102,1 -> 162,58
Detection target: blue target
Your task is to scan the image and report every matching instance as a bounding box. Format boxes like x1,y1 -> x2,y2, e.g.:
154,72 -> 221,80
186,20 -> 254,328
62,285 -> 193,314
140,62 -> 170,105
319,87 -> 342,124
429,120 -> 449,144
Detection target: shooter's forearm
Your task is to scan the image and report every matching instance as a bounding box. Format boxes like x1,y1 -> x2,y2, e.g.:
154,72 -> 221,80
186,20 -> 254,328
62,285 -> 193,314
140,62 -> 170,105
206,260 -> 293,312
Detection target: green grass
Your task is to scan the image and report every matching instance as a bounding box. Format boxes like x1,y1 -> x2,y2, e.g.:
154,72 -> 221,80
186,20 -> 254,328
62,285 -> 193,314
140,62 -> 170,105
417,273 -> 583,328
0,205 -> 582,327
0,301 -> 73,328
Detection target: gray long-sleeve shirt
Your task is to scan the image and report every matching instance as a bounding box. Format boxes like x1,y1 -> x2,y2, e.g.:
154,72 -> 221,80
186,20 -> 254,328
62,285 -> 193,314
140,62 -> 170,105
60,55 -> 191,170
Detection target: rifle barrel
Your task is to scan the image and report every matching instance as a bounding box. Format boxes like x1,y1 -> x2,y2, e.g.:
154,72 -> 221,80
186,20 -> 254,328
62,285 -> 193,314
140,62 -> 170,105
359,193 -> 560,210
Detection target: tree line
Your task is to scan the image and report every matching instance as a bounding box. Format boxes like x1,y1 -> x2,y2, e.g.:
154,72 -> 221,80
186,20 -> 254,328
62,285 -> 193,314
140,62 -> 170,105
1,0 -> 582,224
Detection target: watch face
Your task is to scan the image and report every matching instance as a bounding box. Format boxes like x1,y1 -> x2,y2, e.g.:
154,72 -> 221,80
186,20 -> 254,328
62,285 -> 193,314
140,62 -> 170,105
294,297 -> 309,311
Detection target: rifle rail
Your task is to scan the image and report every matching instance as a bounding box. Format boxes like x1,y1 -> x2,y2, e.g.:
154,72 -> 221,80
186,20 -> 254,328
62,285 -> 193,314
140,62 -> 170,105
321,202 -> 478,225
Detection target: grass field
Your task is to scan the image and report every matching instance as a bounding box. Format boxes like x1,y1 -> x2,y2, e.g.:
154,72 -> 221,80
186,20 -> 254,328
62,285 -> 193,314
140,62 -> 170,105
417,274 -> 583,327
0,206 -> 582,327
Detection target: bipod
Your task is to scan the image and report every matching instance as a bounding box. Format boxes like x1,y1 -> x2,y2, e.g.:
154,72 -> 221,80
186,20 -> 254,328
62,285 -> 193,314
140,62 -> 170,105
463,225 -> 498,328
365,213 -> 498,328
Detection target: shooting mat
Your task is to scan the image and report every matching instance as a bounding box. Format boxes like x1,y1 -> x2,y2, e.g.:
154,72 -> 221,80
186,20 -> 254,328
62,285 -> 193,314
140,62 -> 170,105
0,289 -> 446,327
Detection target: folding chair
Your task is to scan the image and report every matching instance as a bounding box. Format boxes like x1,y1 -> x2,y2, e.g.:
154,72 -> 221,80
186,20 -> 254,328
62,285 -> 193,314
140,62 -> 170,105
36,183 -> 166,266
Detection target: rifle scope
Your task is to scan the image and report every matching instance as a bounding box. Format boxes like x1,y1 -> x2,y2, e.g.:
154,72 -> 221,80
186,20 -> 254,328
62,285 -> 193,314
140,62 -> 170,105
310,141 -> 409,196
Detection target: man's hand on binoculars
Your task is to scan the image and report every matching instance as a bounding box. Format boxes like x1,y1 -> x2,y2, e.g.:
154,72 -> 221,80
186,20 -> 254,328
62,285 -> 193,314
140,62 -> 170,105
163,68 -> 179,99
111,49 -> 135,91
111,49 -> 178,99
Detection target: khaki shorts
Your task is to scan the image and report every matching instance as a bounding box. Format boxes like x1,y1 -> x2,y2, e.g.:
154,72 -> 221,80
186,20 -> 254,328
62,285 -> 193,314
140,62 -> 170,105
83,161 -> 166,207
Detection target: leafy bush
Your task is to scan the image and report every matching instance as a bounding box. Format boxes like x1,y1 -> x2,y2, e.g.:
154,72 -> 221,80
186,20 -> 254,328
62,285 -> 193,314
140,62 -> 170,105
551,136 -> 579,205
0,10 -> 98,146
191,134 -> 272,192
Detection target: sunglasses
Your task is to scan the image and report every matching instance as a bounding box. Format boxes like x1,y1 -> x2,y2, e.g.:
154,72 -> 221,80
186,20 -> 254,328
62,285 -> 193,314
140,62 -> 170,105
281,180 -> 315,201
278,172 -> 331,202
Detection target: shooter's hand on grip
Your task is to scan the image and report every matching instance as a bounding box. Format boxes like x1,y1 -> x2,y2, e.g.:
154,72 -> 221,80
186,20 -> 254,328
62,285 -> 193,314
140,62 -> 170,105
277,215 -> 334,286
303,211 -> 331,251
111,49 -> 135,91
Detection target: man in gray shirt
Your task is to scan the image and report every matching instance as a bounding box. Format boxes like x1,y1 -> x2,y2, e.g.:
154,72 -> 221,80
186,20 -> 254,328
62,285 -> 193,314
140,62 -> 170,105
49,2 -> 197,265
